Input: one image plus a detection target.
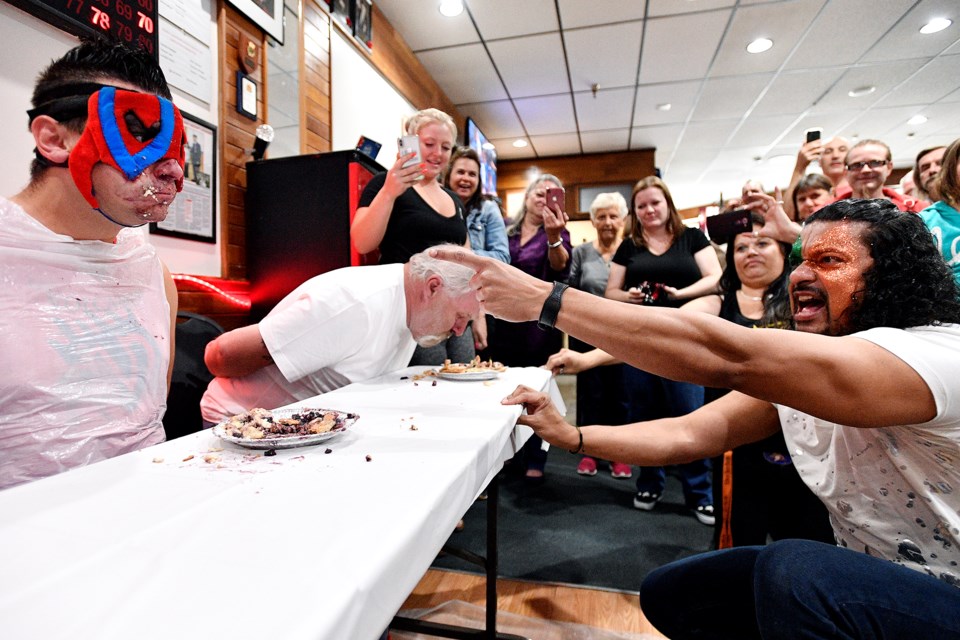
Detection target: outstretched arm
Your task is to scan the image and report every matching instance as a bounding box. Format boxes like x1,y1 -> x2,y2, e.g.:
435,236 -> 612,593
431,246 -> 936,428
204,324 -> 273,378
503,385 -> 781,465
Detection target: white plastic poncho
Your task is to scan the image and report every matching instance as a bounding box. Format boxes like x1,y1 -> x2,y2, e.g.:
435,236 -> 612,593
0,196 -> 169,490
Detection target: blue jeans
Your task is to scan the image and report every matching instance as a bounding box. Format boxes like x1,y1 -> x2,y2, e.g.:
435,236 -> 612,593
623,366 -> 711,506
640,539 -> 960,639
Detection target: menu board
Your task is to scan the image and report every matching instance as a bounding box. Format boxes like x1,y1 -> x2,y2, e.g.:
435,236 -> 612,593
8,0 -> 159,59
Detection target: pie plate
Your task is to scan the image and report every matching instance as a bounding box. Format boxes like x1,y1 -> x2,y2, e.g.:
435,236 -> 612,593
212,407 -> 358,450
436,370 -> 499,381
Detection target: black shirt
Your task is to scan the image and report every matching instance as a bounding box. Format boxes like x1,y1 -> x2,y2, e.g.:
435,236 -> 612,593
358,172 -> 467,264
612,229 -> 711,308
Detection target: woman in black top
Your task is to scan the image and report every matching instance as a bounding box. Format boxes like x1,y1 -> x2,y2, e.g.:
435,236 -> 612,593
605,176 -> 722,525
353,108 -> 472,365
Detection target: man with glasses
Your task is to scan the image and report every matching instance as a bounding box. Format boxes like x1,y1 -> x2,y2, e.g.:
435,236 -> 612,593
831,139 -> 927,212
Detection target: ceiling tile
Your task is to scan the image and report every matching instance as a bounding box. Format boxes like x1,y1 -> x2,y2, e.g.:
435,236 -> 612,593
633,81 -> 700,126
751,67 -> 846,118
487,33 -> 569,98
458,100 -> 524,139
514,94 -> 577,135
530,133 -> 582,157
812,58 -> 927,111
564,22 -> 645,91
491,139 -> 536,160
639,11 -> 730,84
581,129 -> 630,153
690,74 -> 774,122
874,53 -> 960,108
467,0 -> 558,40
728,114 -> 803,148
557,0 -> 646,28
417,44 -> 508,104
709,0 -> 826,77
375,0 -> 480,50
680,119 -> 741,150
845,105 -> 932,140
630,124 -> 684,153
574,87 -> 636,131
784,0 -> 909,70
646,0 -> 734,18
860,0 -> 960,63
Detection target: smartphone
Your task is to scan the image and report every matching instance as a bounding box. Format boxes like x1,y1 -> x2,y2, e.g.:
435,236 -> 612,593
805,127 -> 823,144
706,209 -> 752,244
397,134 -> 422,169
545,187 -> 565,212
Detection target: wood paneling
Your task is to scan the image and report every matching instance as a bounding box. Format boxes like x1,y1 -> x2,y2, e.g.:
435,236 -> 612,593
364,4 -> 463,120
179,0 -> 459,322
497,150 -> 656,220
302,0 -> 332,155
403,568 -> 667,638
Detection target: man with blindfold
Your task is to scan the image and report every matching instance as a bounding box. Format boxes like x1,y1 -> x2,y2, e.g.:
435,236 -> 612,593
0,39 -> 185,490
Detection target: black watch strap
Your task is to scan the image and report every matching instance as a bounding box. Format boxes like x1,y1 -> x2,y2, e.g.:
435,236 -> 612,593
537,282 -> 569,331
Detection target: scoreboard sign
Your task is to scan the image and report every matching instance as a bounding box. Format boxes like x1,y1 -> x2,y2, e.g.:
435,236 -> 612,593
9,0 -> 159,59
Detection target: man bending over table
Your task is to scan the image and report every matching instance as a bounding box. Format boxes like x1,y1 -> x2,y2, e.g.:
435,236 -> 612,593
430,199 -> 960,639
200,247 -> 479,423
1,39 -> 185,490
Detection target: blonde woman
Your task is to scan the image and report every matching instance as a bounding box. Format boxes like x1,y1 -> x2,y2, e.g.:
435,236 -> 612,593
353,108 -> 473,365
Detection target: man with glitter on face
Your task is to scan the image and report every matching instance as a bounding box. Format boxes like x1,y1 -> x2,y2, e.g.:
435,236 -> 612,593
430,198 -> 960,639
0,39 -> 185,490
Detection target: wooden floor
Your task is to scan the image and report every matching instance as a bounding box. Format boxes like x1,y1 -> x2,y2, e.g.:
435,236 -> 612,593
402,568 -> 667,638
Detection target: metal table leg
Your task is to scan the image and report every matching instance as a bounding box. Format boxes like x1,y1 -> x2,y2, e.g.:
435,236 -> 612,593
390,473 -> 530,640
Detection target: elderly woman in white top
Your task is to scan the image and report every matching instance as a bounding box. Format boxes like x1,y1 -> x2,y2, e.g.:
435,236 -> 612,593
564,193 -> 633,478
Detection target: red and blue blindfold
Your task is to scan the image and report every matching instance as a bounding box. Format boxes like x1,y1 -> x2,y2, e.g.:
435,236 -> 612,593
67,87 -> 185,207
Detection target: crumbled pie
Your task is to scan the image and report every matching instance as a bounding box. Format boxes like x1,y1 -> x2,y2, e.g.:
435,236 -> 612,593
221,407 -> 353,440
438,356 -> 507,374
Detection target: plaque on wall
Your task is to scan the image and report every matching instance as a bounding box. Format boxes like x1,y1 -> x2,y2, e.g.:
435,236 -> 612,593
353,0 -> 371,52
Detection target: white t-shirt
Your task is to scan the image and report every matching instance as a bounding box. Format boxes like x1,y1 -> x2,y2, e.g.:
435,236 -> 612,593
201,264 -> 415,422
778,324 -> 960,584
0,196 -> 170,490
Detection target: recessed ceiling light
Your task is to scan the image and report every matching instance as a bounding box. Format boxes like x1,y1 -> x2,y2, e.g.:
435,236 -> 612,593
847,85 -> 876,98
908,114 -> 928,126
512,139 -> 528,148
920,18 -> 952,34
438,0 -> 463,18
746,38 -> 773,54
656,103 -> 672,111
481,141 -> 496,150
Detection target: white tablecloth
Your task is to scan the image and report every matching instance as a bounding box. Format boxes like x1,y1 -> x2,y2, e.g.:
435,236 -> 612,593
0,366 -> 560,640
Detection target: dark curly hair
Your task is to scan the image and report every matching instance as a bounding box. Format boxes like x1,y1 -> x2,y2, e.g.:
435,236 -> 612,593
805,199 -> 960,330
719,213 -> 793,328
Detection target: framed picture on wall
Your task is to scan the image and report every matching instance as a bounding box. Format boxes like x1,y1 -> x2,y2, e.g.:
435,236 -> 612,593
150,112 -> 217,244
225,0 -> 284,45
353,0 -> 372,51
331,0 -> 352,31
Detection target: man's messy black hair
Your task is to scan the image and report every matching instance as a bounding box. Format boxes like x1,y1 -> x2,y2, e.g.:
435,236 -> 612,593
806,199 -> 960,331
28,37 -> 172,180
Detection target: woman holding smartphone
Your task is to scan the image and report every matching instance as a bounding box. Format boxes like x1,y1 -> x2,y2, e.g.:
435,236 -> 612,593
352,108 -> 473,365
605,176 -> 721,524
491,174 -> 571,480
444,146 -> 509,353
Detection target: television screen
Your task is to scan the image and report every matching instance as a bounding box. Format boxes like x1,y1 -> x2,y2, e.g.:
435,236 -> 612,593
464,117 -> 498,196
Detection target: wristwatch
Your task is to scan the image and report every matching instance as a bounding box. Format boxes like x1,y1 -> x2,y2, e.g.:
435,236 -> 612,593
547,238 -> 563,249
537,281 -> 569,331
